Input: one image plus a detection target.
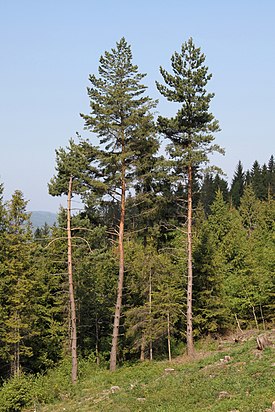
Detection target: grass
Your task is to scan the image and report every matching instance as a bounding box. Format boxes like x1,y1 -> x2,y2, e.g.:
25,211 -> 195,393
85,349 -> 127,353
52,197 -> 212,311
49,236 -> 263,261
19,330 -> 275,411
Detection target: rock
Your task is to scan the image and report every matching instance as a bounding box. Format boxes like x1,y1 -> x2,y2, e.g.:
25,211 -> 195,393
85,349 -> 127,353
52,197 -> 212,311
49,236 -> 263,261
220,355 -> 231,363
257,334 -> 272,350
164,368 -> 175,373
218,391 -> 230,399
111,385 -> 120,393
137,397 -> 146,402
266,402 -> 275,412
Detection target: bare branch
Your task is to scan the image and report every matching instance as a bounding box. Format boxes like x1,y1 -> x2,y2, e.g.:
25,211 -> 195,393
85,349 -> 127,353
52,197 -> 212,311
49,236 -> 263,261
45,237 -> 67,248
71,237 -> 93,253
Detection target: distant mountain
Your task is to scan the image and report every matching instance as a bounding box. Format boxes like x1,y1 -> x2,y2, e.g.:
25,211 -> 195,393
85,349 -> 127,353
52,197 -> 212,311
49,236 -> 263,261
30,211 -> 57,228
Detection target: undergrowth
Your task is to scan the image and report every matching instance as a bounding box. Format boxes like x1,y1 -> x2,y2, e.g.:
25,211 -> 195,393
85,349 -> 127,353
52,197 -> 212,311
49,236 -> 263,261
0,331 -> 273,412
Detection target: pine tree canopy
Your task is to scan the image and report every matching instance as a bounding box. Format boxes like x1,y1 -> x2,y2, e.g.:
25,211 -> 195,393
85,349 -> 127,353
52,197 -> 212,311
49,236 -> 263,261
80,38 -> 158,196
156,37 -> 223,169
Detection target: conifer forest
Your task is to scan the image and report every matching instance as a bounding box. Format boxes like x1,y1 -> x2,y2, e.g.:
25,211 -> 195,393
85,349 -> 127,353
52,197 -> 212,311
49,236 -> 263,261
0,38 -> 274,396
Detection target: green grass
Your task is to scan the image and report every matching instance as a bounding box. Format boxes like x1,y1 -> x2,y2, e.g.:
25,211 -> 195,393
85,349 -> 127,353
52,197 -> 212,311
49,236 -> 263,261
16,332 -> 275,411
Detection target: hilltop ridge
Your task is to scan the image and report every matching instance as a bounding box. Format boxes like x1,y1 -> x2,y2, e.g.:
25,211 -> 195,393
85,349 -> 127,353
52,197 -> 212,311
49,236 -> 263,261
29,211 -> 57,228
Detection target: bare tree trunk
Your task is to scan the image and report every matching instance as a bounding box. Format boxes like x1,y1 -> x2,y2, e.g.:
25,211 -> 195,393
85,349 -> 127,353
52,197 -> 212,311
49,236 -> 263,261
16,340 -> 20,376
252,305 -> 259,330
234,313 -> 243,333
95,313 -> 100,365
140,332 -> 146,361
67,176 -> 78,384
186,164 -> 194,357
110,136 -> 126,371
149,267 -> 153,361
12,342 -> 20,377
259,304 -> 266,330
11,313 -> 20,377
167,312 -> 172,362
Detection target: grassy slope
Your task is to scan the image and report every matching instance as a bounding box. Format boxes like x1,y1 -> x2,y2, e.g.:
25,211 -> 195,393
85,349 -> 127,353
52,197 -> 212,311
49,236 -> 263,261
28,332 -> 274,412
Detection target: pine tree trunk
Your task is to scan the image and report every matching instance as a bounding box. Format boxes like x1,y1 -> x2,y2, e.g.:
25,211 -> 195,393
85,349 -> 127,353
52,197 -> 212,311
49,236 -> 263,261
252,305 -> 259,330
186,165 -> 194,357
67,176 -> 78,384
259,304 -> 266,330
110,135 -> 126,371
167,312 -> 172,362
11,313 -> 20,377
16,340 -> 20,376
140,332 -> 146,361
149,267 -> 153,361
95,313 -> 100,365
12,341 -> 20,377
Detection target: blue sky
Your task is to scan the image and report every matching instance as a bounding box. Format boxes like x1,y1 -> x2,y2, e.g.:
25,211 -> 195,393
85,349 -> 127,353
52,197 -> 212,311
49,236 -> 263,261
1,0 -> 274,212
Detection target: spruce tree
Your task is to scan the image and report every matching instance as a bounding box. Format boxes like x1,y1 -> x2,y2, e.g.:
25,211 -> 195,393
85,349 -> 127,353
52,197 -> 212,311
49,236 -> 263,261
81,38 -> 158,370
230,161 -> 245,207
156,38 -> 222,356
239,185 -> 260,235
200,173 -> 215,215
267,155 -> 275,198
30,225 -> 66,373
0,182 -> 5,230
251,160 -> 265,199
124,240 -> 183,362
193,231 -> 229,334
213,174 -> 229,201
261,163 -> 269,200
0,191 -> 36,376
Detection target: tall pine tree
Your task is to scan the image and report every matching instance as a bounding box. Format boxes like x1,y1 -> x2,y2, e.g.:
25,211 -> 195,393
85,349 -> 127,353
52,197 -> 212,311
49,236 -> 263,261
81,38 -> 158,370
156,38 -> 222,356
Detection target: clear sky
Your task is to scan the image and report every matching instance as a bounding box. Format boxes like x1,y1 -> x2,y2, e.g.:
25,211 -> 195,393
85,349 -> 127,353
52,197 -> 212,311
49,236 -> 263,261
1,0 -> 274,212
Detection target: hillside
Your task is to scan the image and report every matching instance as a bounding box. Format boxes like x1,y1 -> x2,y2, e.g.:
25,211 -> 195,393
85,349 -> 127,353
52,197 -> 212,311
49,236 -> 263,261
13,330 -> 273,412
30,211 -> 57,228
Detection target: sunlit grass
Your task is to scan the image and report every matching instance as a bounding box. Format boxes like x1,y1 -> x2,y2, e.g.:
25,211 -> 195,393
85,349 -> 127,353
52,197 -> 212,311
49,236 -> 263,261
18,332 -> 275,412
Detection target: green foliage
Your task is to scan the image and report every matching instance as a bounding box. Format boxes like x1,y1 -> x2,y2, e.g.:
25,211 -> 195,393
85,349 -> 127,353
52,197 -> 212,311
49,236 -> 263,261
156,37 -> 222,170
0,194 -> 67,378
0,374 -> 32,412
239,185 -> 260,234
49,138 -> 104,199
80,37 -> 158,201
124,240 -> 184,360
0,191 -> 37,376
230,161 -> 245,207
200,173 -> 229,216
0,37 -> 274,400
251,160 -> 265,200
193,191 -> 232,335
9,334 -> 273,412
267,155 -> 275,198
192,187 -> 274,332
231,156 -> 275,204
0,359 -> 74,411
30,358 -> 75,406
74,225 -> 118,358
156,37 -> 223,355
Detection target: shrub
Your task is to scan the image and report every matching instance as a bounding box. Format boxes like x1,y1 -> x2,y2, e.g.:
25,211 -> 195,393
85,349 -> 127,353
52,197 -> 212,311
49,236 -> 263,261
0,374 -> 33,412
